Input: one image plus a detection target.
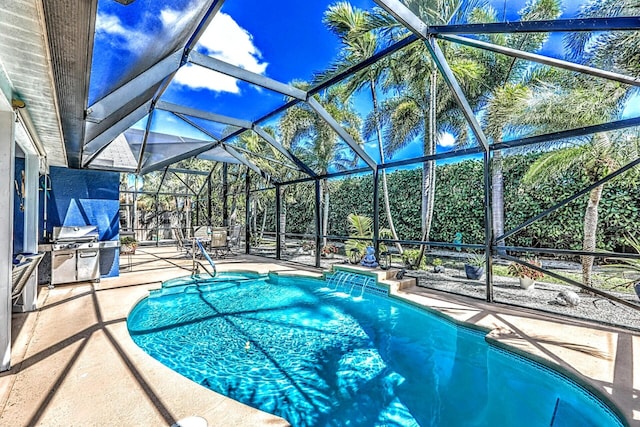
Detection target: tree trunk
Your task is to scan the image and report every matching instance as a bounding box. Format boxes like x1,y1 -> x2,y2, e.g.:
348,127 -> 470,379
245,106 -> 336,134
421,167 -> 428,236
251,198 -> 257,238
259,201 -> 267,241
424,70 -> 437,244
370,78 -> 403,254
492,150 -> 506,255
322,180 -> 329,247
417,71 -> 437,267
582,185 -> 603,289
279,186 -> 286,249
582,133 -> 612,289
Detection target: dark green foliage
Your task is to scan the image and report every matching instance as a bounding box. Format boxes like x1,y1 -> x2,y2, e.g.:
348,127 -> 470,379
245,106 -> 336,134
329,177 -> 374,235
431,160 -> 485,244
275,153 -> 640,255
383,170 -> 422,240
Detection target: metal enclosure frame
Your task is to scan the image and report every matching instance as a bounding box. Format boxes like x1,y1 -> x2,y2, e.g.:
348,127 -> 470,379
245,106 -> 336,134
52,0 -> 640,312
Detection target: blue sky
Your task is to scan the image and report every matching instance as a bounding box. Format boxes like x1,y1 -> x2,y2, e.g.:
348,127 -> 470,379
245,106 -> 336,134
90,0 -> 638,170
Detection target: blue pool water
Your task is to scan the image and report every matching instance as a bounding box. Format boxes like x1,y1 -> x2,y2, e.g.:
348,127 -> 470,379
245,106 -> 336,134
127,272 -> 624,427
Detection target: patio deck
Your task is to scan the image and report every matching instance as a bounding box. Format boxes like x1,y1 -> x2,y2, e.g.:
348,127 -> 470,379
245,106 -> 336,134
0,246 -> 637,426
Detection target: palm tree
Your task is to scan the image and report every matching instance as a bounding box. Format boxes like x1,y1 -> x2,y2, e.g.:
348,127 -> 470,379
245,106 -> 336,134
516,75 -> 633,288
236,129 -> 281,243
363,0 -> 488,263
317,1 -> 404,254
511,0 -> 640,288
280,83 -> 363,247
480,0 -> 561,254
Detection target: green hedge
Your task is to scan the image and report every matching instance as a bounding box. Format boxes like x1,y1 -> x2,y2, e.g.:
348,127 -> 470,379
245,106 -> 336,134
261,154 -> 640,253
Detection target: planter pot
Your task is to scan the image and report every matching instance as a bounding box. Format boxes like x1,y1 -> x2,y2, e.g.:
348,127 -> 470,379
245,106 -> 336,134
464,264 -> 484,280
121,244 -> 136,255
519,276 -> 535,290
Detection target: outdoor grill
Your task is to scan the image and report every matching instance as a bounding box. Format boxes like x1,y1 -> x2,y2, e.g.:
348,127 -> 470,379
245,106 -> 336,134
51,225 -> 101,285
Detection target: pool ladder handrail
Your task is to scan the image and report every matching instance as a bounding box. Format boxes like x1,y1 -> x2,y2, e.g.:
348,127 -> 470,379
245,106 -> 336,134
192,238 -> 217,278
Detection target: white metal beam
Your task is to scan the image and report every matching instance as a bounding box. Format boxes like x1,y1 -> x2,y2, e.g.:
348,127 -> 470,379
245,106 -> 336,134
307,97 -> 377,170
426,38 -> 489,151
222,143 -> 274,183
374,0 -> 489,151
86,49 -> 183,123
83,101 -> 152,167
139,142 -> 219,175
373,0 -> 428,38
156,100 -> 252,129
252,125 -> 316,176
439,34 -> 640,87
189,51 -> 307,100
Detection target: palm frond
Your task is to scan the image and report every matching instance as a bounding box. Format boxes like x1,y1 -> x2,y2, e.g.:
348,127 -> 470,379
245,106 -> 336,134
522,146 -> 586,185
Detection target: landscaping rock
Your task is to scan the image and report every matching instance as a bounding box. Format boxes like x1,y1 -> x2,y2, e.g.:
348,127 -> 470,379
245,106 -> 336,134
555,290 -> 580,307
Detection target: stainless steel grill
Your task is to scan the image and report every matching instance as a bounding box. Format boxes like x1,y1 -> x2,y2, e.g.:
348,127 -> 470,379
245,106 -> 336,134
51,226 -> 100,285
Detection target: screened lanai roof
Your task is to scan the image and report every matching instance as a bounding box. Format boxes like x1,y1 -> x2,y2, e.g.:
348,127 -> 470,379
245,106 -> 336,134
31,0 -> 640,178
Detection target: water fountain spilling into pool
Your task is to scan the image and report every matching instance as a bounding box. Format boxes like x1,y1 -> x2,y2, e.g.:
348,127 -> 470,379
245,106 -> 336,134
326,270 -> 385,297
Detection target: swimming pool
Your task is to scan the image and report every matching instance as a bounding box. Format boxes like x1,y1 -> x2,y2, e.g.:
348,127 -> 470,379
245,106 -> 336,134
127,271 -> 624,426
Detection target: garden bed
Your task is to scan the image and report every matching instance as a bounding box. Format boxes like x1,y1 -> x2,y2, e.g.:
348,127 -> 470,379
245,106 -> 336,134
411,268 -> 640,331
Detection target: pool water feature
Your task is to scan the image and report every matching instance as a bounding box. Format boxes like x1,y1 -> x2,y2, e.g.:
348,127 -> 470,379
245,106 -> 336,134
127,272 -> 624,427
326,270 -> 387,298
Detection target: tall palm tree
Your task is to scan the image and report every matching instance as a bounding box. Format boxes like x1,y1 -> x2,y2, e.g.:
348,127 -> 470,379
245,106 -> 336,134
236,128 -> 282,242
516,75 -> 633,287
511,0 -> 640,287
280,83 -> 363,247
480,0 -> 561,254
363,0 -> 487,261
318,1 -> 404,254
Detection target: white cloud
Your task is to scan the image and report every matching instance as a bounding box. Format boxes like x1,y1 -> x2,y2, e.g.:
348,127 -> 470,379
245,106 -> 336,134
174,64 -> 241,93
96,7 -> 268,95
96,1 -> 203,58
173,12 -> 268,93
438,132 -> 456,147
160,9 -> 180,26
95,12 -> 151,52
160,2 -> 201,30
365,140 -> 378,149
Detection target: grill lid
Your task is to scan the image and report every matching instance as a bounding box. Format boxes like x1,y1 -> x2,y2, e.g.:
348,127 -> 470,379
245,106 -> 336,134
52,225 -> 99,242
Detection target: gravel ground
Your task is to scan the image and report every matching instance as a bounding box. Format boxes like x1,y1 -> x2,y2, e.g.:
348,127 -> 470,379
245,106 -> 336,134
408,267 -> 640,332
281,250 -> 640,332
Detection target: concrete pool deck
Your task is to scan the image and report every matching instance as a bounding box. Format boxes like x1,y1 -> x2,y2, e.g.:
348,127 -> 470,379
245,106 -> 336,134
0,246 -> 637,426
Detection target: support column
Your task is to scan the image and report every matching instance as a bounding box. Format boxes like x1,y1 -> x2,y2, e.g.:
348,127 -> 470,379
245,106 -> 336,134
244,171 -> 250,254
19,153 -> 39,311
0,110 -> 16,371
372,168 -> 380,258
207,173 -> 212,225
195,195 -> 199,228
155,194 -> 159,246
484,150 -> 494,302
275,184 -> 281,260
314,179 -> 321,268
222,163 -> 229,227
